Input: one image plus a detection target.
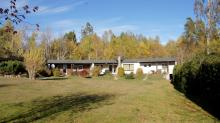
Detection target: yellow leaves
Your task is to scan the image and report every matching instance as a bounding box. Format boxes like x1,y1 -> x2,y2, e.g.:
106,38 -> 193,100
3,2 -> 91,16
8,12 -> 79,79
138,41 -> 150,57
24,48 -> 45,71
210,39 -> 220,54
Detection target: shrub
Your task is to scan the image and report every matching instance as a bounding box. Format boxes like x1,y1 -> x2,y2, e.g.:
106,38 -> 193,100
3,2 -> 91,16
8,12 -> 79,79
0,60 -> 25,75
172,54 -> 220,117
125,72 -> 134,79
79,69 -> 89,78
38,67 -> 52,77
67,69 -> 74,76
117,67 -> 124,77
136,68 -> 144,79
53,68 -> 61,77
91,66 -> 101,77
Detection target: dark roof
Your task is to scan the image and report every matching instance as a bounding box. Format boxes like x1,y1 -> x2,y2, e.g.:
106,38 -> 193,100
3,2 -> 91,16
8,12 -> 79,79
123,57 -> 176,63
47,57 -> 176,64
47,60 -> 117,64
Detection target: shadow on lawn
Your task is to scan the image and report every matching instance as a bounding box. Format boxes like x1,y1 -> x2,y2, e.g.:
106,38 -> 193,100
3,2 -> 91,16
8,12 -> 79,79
1,93 -> 115,122
186,94 -> 220,120
0,84 -> 16,88
38,77 -> 68,80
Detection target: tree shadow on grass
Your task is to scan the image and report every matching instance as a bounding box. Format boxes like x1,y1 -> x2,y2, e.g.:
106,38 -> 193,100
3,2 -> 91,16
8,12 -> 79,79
0,84 -> 16,88
186,94 -> 220,120
0,93 -> 115,122
38,77 -> 68,80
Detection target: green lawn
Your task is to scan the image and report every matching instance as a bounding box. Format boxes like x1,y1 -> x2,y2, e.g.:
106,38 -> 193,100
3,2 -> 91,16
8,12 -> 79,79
0,76 -> 218,123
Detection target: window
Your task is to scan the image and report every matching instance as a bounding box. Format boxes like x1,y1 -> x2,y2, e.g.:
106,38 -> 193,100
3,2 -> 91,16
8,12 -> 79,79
123,64 -> 134,71
67,64 -> 72,69
73,65 -> 83,71
162,64 -> 167,69
78,65 -> 83,70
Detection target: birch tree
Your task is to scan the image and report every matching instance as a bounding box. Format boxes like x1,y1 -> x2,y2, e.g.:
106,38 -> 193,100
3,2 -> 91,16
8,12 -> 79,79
23,33 -> 45,80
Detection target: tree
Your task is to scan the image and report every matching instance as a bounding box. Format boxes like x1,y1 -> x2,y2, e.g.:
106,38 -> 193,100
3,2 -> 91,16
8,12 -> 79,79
64,31 -> 77,43
148,37 -> 168,57
102,30 -> 114,42
0,21 -> 23,58
138,41 -> 150,58
0,0 -> 39,32
165,40 -> 177,57
78,34 -> 103,60
81,22 -> 94,38
23,33 -> 45,80
194,0 -> 220,54
40,28 -> 53,59
50,38 -> 67,60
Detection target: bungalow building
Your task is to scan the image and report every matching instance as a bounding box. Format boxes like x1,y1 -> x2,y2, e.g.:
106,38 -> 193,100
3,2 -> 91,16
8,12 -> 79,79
47,59 -> 118,75
121,57 -> 176,74
47,57 -> 176,79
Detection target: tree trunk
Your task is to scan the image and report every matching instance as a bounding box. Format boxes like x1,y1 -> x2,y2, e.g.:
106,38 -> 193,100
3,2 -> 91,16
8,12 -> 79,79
28,69 -> 36,80
206,37 -> 210,55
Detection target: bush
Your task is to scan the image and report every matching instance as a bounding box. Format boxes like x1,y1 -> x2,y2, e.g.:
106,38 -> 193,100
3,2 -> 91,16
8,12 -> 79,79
125,72 -> 134,79
0,60 -> 25,75
79,69 -> 89,78
136,68 -> 144,79
117,67 -> 124,77
172,54 -> 220,117
38,67 -> 52,77
53,68 -> 61,77
91,66 -> 101,77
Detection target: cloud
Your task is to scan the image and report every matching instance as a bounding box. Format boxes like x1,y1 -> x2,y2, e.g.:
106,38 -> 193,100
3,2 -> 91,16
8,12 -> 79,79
38,5 -> 72,14
38,0 -> 87,15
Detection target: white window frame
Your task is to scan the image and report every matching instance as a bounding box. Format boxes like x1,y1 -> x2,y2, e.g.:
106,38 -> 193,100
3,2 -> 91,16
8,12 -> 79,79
123,64 -> 134,71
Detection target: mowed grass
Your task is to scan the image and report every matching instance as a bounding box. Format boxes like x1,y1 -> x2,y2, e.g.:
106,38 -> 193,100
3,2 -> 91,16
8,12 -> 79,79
0,76 -> 218,123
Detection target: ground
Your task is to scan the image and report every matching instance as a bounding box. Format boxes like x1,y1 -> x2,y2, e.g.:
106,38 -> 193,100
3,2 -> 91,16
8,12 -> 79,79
0,76 -> 218,123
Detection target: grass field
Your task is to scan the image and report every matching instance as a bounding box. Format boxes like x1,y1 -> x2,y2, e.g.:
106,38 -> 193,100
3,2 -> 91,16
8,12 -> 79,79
0,76 -> 218,123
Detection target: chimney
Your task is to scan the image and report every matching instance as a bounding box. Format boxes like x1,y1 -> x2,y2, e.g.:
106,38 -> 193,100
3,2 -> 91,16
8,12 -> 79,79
117,56 -> 121,67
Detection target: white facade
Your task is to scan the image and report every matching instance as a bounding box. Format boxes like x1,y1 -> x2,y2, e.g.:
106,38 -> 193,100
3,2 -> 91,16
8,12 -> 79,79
122,63 -> 140,74
121,62 -> 176,75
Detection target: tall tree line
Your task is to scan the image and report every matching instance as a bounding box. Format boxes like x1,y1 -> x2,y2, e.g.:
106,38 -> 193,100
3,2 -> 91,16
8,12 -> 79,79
176,0 -> 220,63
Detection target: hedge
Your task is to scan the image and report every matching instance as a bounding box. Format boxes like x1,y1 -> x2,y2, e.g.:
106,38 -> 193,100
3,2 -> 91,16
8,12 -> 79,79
117,67 -> 125,77
172,54 -> 220,118
91,66 -> 101,77
0,60 -> 25,75
136,68 -> 144,79
125,72 -> 134,79
52,68 -> 61,77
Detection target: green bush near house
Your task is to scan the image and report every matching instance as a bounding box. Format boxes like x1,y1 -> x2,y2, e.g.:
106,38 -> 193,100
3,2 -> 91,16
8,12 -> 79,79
117,67 -> 125,77
52,68 -> 61,77
136,68 -> 144,79
0,60 -> 25,75
125,72 -> 135,79
172,54 -> 220,118
38,67 -> 52,77
91,66 -> 101,77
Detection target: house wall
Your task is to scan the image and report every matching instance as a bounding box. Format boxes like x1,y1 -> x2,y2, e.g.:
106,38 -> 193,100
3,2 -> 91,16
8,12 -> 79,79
168,65 -> 175,74
122,63 -> 140,74
122,62 -> 176,75
140,63 -> 157,74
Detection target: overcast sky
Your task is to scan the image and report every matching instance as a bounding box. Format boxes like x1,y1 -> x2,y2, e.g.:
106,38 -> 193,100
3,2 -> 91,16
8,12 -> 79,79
0,0 -> 195,44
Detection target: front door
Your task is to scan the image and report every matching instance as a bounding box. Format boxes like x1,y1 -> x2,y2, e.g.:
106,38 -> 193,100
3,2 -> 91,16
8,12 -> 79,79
109,65 -> 113,72
63,64 -> 67,74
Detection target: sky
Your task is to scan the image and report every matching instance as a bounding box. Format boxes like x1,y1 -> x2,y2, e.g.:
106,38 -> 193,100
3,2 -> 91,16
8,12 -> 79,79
0,0 -> 195,44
